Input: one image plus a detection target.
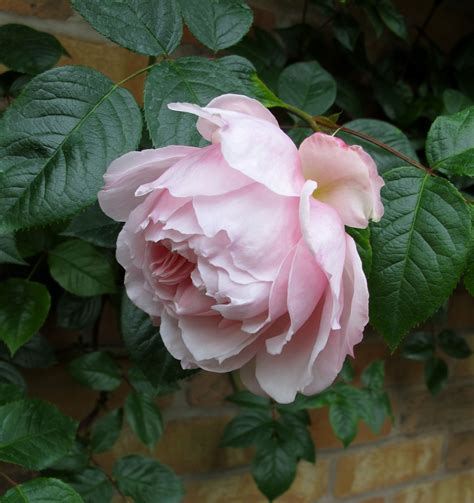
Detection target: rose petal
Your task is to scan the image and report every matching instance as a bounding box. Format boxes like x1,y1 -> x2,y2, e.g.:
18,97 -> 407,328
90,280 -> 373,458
98,146 -> 198,221
299,132 -> 384,228
302,235 -> 368,395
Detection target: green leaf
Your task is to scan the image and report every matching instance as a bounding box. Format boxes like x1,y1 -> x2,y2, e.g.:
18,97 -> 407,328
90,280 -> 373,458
220,410 -> 273,447
401,332 -> 435,361
48,240 -> 116,297
121,294 -> 194,388
376,0 -> 408,39
90,409 -> 123,453
0,233 -> 27,265
0,66 -> 142,231
128,365 -> 179,397
337,119 -> 419,174
61,203 -> 122,249
278,61 -> 337,116
0,361 -> 27,390
0,24 -> 67,74
56,293 -> 102,331
124,393 -> 163,449
226,390 -> 271,410
0,383 -> 25,406
426,106 -> 474,176
0,399 -> 77,470
329,398 -> 358,447
359,388 -> 392,434
0,333 -> 56,368
425,357 -> 448,395
346,226 -> 372,276
113,455 -> 184,503
361,360 -> 385,390
333,14 -> 360,51
48,441 -> 89,473
233,28 -> 286,89
217,55 -> 284,107
69,351 -> 121,391
0,279 -> 51,355
442,89 -> 473,115
63,468 -> 114,503
70,0 -> 182,56
369,167 -> 471,349
438,330 -> 472,359
251,437 -> 297,501
144,56 -> 249,147
279,415 -> 315,463
179,0 -> 253,52
339,358 -> 355,382
2,477 -> 83,503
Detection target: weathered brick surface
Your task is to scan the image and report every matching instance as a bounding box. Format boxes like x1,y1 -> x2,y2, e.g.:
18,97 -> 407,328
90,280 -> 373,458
0,0 -> 72,19
184,459 -> 329,503
392,470 -> 474,503
97,416 -> 252,475
397,383 -> 474,434
334,436 -> 443,497
187,372 -> 234,407
446,431 -> 474,471
358,497 -> 386,503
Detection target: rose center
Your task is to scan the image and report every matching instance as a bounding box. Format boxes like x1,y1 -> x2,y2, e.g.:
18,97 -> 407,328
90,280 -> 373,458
149,244 -> 195,286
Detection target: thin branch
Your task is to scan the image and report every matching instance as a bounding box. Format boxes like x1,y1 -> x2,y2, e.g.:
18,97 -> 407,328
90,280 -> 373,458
0,472 -> 18,487
333,124 -> 430,173
91,457 -> 127,503
78,391 -> 109,435
283,103 -> 431,173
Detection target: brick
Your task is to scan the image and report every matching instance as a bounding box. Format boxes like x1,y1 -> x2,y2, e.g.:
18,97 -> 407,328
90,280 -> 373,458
183,459 -> 329,503
334,435 -> 443,497
397,383 -> 474,434
358,498 -> 385,503
0,0 -> 72,19
446,431 -> 474,471
309,408 -> 392,449
392,470 -> 474,503
56,35 -> 148,104
187,372 -> 233,407
96,416 -> 252,475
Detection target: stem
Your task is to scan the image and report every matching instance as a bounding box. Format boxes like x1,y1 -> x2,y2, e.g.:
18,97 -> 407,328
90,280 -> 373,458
91,457 -> 127,503
0,472 -> 18,487
284,103 -> 430,173
26,253 -> 45,281
333,124 -> 430,173
78,391 -> 109,435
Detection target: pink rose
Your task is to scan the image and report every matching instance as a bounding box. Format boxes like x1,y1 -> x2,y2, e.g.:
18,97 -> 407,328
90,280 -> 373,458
98,94 -> 384,403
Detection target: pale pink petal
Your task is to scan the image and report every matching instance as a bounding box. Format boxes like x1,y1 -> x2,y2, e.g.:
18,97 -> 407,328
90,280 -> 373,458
137,145 -> 252,198
299,133 -> 384,228
167,101 -> 304,196
302,235 -> 368,395
177,315 -> 258,363
98,146 -> 198,221
193,183 -> 301,281
265,239 -> 327,355
299,181 -> 346,329
160,310 -> 197,369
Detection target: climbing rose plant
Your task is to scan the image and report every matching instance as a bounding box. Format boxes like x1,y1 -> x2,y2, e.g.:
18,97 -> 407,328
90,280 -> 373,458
0,0 -> 473,501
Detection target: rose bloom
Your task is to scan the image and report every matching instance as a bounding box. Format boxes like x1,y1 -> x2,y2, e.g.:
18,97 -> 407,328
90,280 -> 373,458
98,94 -> 384,403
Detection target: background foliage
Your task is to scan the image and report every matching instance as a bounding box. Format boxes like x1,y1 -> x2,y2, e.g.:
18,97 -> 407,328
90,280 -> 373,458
0,0 -> 473,501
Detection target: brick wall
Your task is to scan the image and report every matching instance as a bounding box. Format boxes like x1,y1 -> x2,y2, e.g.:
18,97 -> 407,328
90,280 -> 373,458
1,1 -> 473,502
